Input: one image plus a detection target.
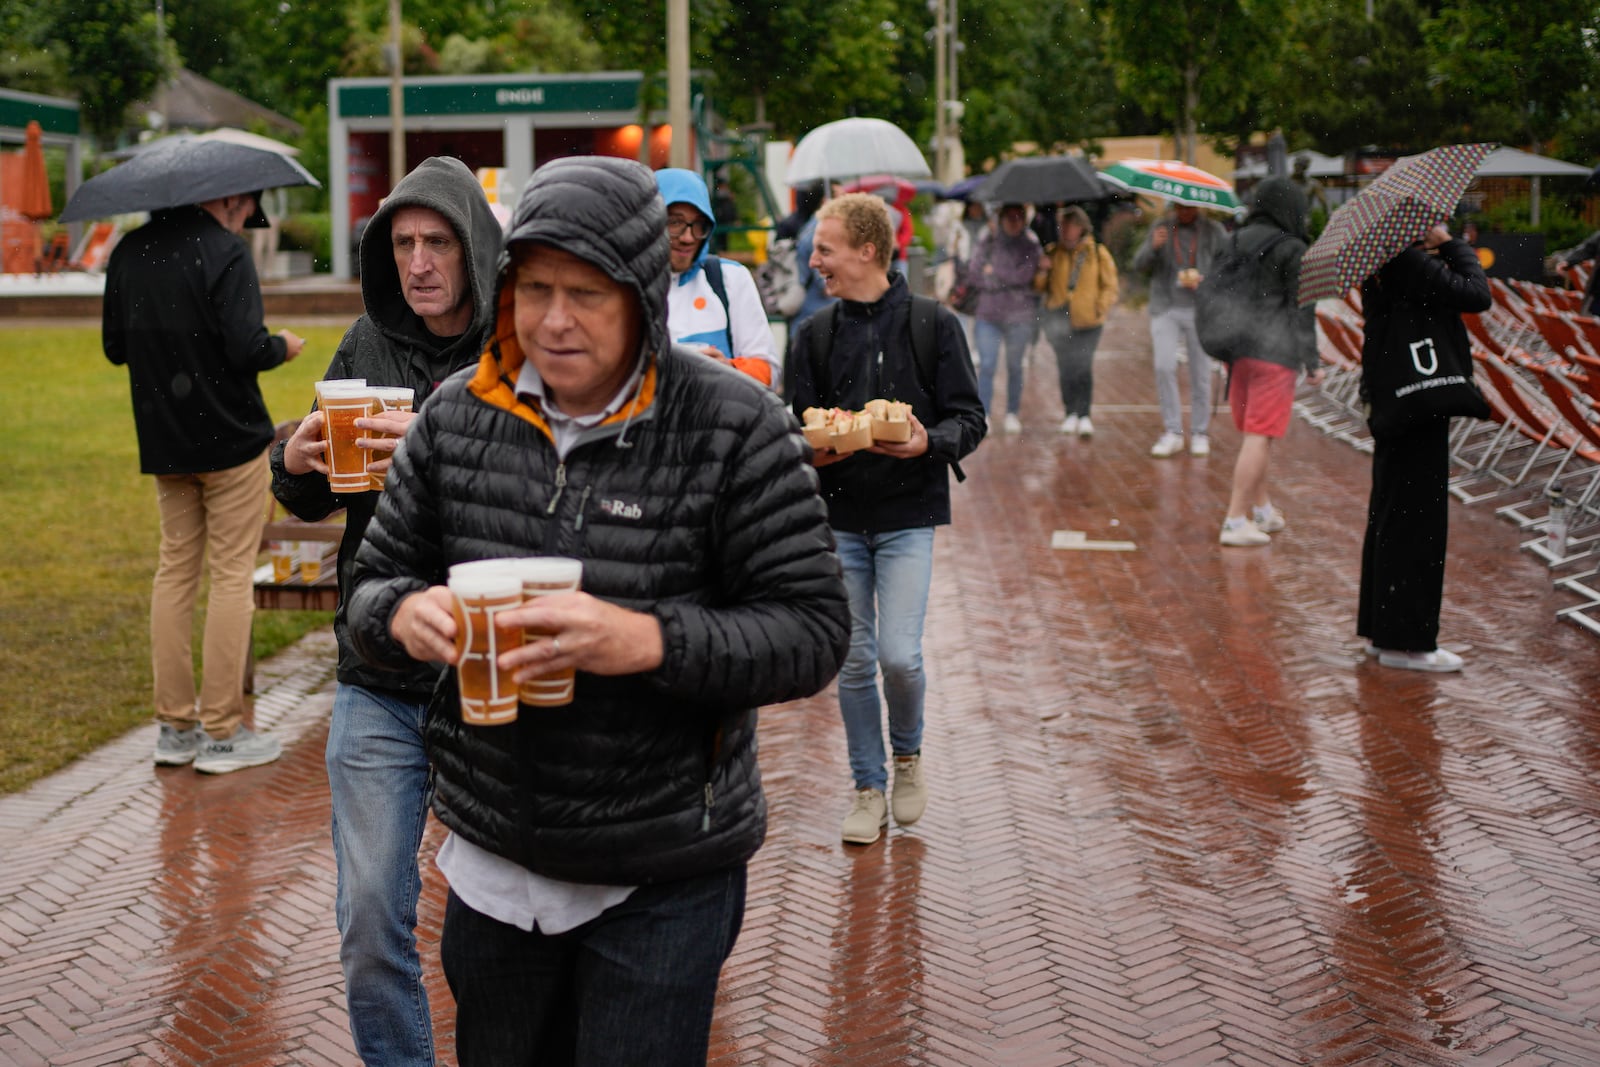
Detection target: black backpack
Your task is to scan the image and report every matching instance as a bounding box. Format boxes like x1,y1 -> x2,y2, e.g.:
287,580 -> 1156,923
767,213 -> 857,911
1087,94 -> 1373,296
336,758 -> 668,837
1194,232 -> 1292,364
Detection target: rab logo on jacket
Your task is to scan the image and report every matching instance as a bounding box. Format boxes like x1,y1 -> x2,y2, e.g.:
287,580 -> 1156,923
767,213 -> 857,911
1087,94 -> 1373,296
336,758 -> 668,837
598,498 -> 643,520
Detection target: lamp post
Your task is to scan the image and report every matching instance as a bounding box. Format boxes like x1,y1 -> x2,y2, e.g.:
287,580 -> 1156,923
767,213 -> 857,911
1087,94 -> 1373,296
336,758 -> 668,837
389,0 -> 405,191
667,0 -> 690,169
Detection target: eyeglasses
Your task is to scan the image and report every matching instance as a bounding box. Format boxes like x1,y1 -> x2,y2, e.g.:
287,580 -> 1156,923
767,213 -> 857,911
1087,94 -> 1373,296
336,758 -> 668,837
667,217 -> 712,240
393,235 -> 459,258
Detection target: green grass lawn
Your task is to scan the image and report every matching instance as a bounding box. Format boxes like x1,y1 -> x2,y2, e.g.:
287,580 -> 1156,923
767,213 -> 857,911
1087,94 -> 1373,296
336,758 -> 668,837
0,323 -> 349,794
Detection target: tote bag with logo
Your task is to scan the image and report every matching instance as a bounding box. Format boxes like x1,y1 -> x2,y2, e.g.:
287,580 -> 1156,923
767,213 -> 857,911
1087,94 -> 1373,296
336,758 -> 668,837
1364,306 -> 1489,436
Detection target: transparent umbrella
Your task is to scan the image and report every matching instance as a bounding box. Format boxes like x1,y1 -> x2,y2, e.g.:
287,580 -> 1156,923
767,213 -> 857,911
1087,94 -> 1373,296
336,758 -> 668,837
785,118 -> 931,187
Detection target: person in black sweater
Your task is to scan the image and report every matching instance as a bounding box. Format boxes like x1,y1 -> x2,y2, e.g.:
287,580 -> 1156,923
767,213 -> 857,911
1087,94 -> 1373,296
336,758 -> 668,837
1357,223 -> 1490,672
104,191 -> 304,774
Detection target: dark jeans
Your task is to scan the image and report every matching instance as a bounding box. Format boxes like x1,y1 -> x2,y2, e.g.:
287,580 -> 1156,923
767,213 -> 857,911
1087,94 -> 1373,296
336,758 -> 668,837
1358,417 -> 1450,651
441,865 -> 748,1067
1041,308 -> 1103,418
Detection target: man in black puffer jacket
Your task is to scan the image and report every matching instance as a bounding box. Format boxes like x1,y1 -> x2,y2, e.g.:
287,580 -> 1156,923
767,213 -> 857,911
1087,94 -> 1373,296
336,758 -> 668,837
271,155 -> 503,1066
348,155 -> 851,1066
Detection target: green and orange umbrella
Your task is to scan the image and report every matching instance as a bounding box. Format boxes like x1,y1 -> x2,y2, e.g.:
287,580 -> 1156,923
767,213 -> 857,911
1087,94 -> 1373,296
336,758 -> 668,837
1099,158 -> 1240,212
1297,142 -> 1496,306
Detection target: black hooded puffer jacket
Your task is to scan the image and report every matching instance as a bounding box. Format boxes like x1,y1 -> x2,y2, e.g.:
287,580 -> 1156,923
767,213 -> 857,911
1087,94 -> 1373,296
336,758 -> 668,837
348,156 -> 851,885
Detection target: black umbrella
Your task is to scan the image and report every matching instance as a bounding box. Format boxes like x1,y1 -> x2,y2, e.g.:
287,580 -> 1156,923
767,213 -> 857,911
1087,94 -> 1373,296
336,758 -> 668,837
60,136 -> 320,223
971,156 -> 1109,205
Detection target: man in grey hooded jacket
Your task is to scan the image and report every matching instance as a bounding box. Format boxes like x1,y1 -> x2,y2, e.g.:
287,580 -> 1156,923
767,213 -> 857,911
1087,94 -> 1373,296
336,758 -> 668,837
270,156 -> 502,1065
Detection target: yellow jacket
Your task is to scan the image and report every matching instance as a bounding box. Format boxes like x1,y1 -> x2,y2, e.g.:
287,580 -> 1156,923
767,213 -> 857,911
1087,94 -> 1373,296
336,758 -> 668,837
1034,236 -> 1119,328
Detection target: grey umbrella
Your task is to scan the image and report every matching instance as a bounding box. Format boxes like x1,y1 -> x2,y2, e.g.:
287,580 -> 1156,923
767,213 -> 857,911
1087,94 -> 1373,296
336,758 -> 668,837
59,136 -> 320,223
972,156 -> 1109,205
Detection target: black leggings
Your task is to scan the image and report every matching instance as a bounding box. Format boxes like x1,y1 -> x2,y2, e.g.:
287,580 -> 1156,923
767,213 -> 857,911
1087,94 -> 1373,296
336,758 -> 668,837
1358,417 -> 1450,651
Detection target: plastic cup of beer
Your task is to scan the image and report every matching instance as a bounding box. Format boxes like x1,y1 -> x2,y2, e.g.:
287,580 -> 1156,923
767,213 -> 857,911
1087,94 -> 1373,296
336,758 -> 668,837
315,380 -> 376,493
269,542 -> 293,583
502,557 -> 583,707
298,542 -> 322,584
367,386 -> 416,490
449,571 -> 525,726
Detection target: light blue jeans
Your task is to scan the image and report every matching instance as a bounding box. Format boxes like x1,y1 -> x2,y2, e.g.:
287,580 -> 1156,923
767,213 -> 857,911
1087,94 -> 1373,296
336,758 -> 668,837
1149,305 -> 1214,437
975,318 -> 1034,417
328,682 -> 435,1066
834,528 -> 935,792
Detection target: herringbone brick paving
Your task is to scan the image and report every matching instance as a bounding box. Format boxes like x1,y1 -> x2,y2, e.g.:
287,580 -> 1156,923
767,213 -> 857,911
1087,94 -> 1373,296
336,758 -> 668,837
4,305 -> 1600,1065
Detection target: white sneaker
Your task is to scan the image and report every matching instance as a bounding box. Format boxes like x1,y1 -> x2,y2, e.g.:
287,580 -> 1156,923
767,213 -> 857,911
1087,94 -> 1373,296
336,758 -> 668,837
1377,648 -> 1464,673
194,727 -> 282,774
1058,415 -> 1079,435
1150,432 -> 1184,457
841,788 -> 888,844
1003,413 -> 1022,434
1253,505 -> 1286,533
1219,517 -> 1271,546
1077,417 -> 1094,437
1189,435 -> 1211,457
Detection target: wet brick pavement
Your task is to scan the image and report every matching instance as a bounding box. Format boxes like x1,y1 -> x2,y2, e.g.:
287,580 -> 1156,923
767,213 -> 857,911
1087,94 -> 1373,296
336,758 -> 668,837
3,305 -> 1600,1065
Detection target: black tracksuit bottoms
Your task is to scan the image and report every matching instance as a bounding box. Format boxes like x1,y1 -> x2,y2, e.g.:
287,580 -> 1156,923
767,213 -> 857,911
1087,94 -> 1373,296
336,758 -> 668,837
1358,415 -> 1451,652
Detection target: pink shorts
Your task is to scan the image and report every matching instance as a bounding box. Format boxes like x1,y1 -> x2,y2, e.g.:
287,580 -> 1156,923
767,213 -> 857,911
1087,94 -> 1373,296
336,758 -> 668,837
1228,358 -> 1298,438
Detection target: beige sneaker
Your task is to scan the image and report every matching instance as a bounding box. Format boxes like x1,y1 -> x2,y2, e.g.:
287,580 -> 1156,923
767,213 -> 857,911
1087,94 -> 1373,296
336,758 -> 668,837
891,755 -> 927,826
1219,517 -> 1271,546
841,788 -> 888,844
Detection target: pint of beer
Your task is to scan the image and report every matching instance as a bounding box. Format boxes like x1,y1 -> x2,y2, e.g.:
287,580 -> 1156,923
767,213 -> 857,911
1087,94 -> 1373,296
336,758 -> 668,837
315,380 -> 376,493
449,571 -> 525,726
503,557 -> 583,706
298,543 -> 322,584
269,542 -> 293,583
367,386 -> 416,490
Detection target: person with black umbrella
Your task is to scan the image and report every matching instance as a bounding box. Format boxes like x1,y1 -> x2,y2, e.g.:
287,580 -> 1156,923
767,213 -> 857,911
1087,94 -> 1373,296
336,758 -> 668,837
104,189 -> 305,774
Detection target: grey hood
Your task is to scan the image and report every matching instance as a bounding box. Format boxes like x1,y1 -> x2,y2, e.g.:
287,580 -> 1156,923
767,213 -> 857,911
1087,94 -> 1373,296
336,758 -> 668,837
499,156 -> 671,362
1246,177 -> 1310,241
358,156 -> 503,339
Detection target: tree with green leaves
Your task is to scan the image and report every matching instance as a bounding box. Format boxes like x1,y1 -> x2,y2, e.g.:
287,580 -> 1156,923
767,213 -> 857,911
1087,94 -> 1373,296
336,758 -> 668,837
38,0 -> 169,146
1095,0 -> 1288,162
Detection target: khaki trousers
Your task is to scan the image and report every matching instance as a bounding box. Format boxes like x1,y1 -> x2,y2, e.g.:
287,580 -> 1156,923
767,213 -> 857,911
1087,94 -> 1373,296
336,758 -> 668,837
150,451 -> 269,738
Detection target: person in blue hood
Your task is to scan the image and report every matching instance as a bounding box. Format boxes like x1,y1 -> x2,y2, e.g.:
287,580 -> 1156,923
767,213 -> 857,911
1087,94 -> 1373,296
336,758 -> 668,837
654,168 -> 780,386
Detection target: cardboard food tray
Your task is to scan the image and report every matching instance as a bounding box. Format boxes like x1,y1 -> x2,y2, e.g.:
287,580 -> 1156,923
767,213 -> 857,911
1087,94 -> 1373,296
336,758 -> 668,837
802,425 -> 832,450
830,423 -> 874,453
872,417 -> 912,443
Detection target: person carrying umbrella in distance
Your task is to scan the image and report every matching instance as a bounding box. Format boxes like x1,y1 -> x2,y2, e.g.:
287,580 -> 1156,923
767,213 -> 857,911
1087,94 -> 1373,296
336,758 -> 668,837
1111,159 -> 1238,457
83,137 -> 317,774
1298,142 -> 1497,672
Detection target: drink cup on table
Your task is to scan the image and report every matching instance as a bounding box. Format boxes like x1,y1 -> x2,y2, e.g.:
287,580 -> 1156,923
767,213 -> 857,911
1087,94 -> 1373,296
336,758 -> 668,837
448,570 -> 525,726
298,542 -> 322,584
315,379 -> 376,493
269,541 -> 293,583
366,386 -> 415,490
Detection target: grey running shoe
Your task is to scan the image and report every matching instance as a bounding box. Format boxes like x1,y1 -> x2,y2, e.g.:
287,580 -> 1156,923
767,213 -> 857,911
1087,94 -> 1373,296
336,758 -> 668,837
154,724 -> 206,766
194,727 -> 282,775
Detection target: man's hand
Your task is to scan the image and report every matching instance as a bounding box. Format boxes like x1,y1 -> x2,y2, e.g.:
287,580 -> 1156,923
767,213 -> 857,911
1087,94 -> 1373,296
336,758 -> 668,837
282,410 -> 329,476
497,591 -> 664,681
695,344 -> 727,360
867,411 -> 930,459
809,446 -> 855,468
278,329 -> 306,361
1305,368 -> 1326,387
390,587 -> 459,665
1422,223 -> 1451,249
355,409 -> 420,476
1150,225 -> 1169,251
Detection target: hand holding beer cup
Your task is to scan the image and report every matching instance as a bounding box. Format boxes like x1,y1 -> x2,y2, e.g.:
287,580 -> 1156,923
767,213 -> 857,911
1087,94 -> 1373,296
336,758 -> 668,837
357,387 -> 417,488
281,409 -> 329,477
315,379 -> 377,493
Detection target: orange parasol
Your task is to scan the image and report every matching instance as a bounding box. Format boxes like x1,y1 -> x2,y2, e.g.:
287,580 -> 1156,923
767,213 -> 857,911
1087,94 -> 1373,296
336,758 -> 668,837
16,121 -> 52,220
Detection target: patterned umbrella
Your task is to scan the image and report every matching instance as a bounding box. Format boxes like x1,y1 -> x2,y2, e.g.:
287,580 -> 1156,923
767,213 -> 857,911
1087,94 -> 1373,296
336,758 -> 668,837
1099,158 -> 1240,211
1297,142 -> 1496,306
